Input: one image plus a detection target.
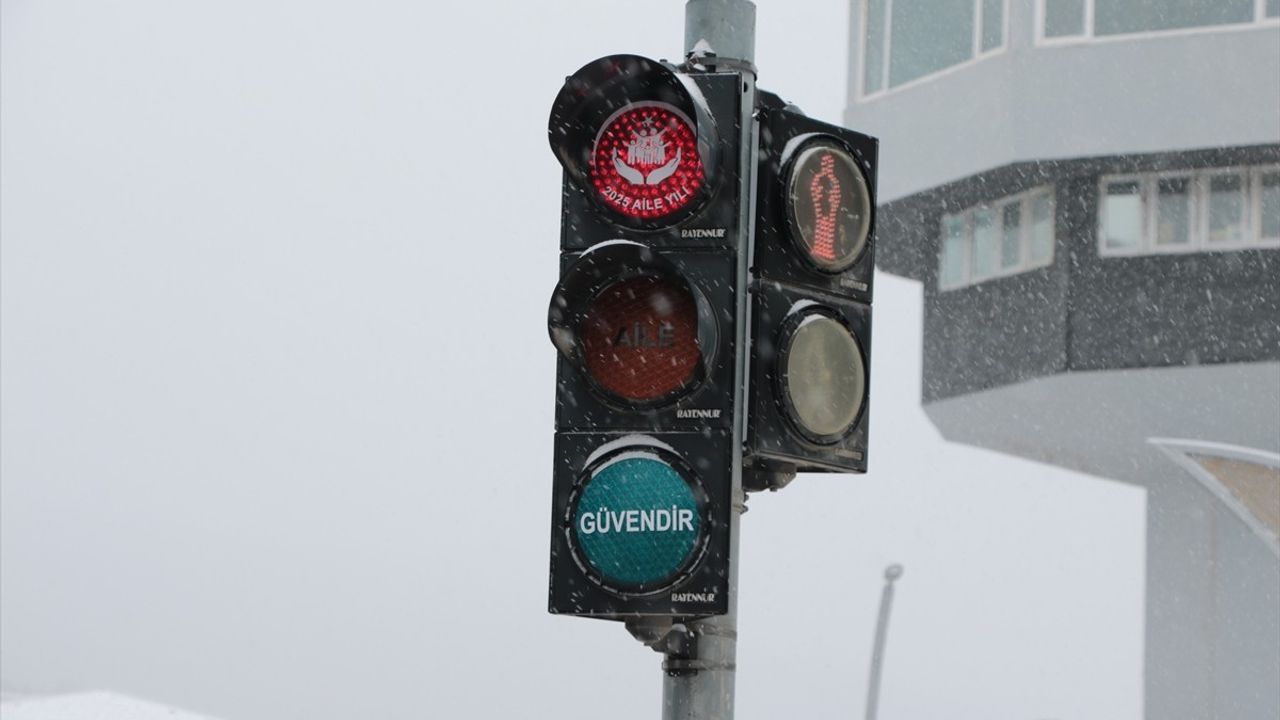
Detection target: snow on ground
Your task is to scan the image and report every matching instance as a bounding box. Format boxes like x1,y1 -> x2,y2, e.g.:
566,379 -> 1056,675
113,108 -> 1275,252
0,692 -> 218,720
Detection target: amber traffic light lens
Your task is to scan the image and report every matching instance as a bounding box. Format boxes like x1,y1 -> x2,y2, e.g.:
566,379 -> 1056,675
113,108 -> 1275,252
579,275 -> 701,404
781,312 -> 866,441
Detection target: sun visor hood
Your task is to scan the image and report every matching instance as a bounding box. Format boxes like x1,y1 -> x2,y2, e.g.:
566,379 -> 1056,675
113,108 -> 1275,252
547,54 -> 719,201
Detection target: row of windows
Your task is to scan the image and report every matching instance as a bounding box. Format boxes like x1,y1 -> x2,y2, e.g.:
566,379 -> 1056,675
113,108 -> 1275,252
939,188 -> 1055,290
860,0 -> 1279,98
1100,166 -> 1280,255
935,168 -> 1280,290
1040,0 -> 1279,43
861,0 -> 1006,97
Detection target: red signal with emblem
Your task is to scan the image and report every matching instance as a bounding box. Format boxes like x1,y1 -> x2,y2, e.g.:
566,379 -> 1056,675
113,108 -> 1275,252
591,103 -> 705,221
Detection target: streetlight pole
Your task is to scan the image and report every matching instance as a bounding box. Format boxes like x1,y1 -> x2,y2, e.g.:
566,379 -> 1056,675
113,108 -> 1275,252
865,564 -> 903,720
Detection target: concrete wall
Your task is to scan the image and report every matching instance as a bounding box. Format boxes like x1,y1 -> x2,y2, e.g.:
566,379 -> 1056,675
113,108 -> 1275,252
924,363 -> 1280,720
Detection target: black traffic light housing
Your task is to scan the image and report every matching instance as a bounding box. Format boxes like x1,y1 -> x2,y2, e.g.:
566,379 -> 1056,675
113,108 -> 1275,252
546,55 -> 750,619
745,90 -> 878,478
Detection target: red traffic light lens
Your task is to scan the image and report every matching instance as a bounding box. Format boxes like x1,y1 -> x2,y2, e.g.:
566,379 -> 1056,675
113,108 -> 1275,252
579,275 -> 702,404
591,103 -> 704,221
785,141 -> 873,273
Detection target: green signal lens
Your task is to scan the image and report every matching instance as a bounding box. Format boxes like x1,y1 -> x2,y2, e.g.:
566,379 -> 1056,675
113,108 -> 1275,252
572,454 -> 703,592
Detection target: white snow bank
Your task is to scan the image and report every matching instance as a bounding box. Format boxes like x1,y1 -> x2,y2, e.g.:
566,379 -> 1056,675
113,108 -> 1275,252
0,691 -> 218,720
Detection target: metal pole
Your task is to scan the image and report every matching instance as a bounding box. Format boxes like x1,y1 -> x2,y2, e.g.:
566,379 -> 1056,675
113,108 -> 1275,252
659,3 -> 756,719
684,0 -> 756,68
865,564 -> 904,720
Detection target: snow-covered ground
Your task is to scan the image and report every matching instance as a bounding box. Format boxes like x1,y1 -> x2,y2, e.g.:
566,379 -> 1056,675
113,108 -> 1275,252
1,692 -> 217,720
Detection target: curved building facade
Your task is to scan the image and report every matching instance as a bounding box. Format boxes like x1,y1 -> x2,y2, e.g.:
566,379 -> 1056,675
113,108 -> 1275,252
845,1 -> 1280,717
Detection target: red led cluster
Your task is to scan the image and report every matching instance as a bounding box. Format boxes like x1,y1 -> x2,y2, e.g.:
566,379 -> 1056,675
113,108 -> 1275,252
590,104 -> 704,221
808,152 -> 842,263
579,275 -> 701,403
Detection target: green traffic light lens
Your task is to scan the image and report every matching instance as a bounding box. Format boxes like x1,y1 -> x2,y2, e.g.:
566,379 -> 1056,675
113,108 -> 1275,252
570,452 -> 705,594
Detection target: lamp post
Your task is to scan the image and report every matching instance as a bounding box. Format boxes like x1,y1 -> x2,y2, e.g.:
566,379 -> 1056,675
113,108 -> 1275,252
865,564 -> 903,720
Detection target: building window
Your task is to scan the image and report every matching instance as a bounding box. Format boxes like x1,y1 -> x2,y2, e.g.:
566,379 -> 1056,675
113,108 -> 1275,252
939,187 -> 1055,290
1101,179 -> 1144,251
1098,166 -> 1280,256
1154,177 -> 1193,248
1043,0 -> 1087,37
1258,169 -> 1280,242
1037,0 -> 1278,43
861,0 -> 1006,98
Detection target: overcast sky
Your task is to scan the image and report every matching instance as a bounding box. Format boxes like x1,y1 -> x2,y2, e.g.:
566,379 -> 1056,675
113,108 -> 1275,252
1,1 -> 1144,718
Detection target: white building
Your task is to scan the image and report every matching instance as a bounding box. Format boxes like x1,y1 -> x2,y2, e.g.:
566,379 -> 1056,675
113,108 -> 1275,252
844,1 -> 1280,717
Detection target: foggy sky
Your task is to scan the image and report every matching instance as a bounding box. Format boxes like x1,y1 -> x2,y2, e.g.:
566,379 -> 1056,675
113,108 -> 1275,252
1,1 -> 1144,718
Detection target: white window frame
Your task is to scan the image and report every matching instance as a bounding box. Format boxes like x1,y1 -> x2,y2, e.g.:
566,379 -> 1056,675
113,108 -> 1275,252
1097,164 -> 1280,257
1034,0 -> 1280,47
859,0 -> 1009,101
939,187 -> 1056,291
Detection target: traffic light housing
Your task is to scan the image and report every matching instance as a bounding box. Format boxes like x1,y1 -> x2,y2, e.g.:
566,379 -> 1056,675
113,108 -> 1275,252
546,55 -> 750,619
745,91 -> 877,479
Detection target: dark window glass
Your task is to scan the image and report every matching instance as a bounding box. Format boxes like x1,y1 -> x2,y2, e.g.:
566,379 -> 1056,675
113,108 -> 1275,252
1103,180 -> 1144,250
1260,171 -> 1280,240
982,0 -> 1004,51
1155,177 -> 1192,247
889,0 -> 974,87
1001,202 -> 1022,268
941,214 -> 968,288
971,207 -> 999,278
863,0 -> 888,94
1044,0 -> 1086,37
1030,194 -> 1054,263
1095,0 -> 1253,36
1207,173 -> 1246,245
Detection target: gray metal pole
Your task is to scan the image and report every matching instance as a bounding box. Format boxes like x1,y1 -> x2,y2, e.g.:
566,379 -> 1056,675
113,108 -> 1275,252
659,3 -> 756,719
865,564 -> 904,720
684,0 -> 756,68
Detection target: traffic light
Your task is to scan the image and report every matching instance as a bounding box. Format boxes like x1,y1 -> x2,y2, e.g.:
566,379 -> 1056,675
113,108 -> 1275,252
545,55 -> 750,619
745,91 -> 877,482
